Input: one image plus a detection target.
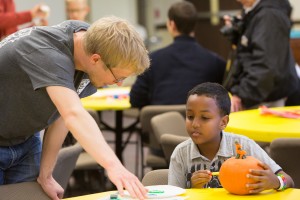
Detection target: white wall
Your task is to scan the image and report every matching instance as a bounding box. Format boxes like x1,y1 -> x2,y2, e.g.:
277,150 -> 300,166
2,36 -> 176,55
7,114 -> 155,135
14,0 -> 66,25
14,0 -> 139,26
290,0 -> 300,20
90,0 -> 137,24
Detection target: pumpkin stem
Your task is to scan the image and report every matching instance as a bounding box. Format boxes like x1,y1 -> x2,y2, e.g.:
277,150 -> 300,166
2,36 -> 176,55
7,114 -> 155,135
235,141 -> 246,159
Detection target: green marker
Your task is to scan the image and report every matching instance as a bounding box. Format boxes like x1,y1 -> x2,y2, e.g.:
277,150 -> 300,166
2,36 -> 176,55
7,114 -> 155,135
110,194 -> 120,200
148,190 -> 165,194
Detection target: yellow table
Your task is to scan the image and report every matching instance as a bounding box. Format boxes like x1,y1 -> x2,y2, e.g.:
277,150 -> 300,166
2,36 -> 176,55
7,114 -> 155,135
81,87 -> 132,162
225,106 -> 300,142
64,188 -> 300,200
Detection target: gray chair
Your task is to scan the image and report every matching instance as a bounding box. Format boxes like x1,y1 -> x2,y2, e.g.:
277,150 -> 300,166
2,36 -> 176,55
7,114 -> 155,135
139,105 -> 186,175
151,111 -> 188,143
53,142 -> 83,191
142,169 -> 169,186
150,111 -> 188,163
73,151 -> 106,193
269,138 -> 300,188
0,182 -> 50,200
0,143 -> 82,200
160,134 -> 189,164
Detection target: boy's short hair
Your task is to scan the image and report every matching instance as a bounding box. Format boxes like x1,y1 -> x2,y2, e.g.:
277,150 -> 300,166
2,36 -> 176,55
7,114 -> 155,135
83,16 -> 150,75
187,82 -> 231,116
168,1 -> 197,35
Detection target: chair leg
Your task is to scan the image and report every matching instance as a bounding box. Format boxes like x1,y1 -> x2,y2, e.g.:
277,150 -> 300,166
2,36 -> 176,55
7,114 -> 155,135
140,135 -> 145,178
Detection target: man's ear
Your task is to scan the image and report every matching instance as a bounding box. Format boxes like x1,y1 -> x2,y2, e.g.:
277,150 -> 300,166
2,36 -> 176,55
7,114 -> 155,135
169,20 -> 177,32
90,54 -> 100,64
220,115 -> 229,130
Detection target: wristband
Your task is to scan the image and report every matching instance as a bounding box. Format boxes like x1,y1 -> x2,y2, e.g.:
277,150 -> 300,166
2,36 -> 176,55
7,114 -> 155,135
276,173 -> 287,191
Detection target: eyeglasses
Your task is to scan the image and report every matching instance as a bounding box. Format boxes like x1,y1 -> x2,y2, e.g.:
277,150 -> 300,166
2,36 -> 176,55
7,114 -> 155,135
107,66 -> 126,84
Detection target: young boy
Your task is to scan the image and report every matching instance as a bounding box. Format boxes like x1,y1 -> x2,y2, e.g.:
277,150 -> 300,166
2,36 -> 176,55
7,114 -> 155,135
168,82 -> 294,193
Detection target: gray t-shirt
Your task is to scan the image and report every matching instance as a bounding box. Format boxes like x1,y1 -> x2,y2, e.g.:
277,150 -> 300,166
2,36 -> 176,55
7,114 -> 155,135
168,131 -> 281,188
0,21 -> 96,146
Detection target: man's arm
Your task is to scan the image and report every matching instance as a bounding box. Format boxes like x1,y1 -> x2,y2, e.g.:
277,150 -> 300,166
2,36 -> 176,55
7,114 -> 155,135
45,86 -> 147,199
0,11 -> 32,29
38,117 -> 68,200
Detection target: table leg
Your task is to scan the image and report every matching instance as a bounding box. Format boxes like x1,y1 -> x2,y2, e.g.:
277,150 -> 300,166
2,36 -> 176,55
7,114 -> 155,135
97,110 -> 124,163
115,110 -> 123,162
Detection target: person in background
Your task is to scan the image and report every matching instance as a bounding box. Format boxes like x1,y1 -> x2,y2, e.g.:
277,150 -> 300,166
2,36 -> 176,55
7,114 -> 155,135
0,16 -> 149,200
168,82 -> 294,192
0,0 -> 49,40
65,0 -> 90,22
222,0 -> 298,112
130,1 -> 226,108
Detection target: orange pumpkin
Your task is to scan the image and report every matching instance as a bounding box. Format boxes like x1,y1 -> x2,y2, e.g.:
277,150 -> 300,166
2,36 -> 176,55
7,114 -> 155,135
219,141 -> 263,195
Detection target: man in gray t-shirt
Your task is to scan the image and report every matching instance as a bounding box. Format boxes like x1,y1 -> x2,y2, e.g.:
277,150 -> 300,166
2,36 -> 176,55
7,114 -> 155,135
0,16 -> 149,199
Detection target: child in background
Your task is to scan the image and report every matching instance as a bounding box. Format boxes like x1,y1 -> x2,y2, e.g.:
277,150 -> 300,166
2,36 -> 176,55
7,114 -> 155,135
168,82 -> 294,193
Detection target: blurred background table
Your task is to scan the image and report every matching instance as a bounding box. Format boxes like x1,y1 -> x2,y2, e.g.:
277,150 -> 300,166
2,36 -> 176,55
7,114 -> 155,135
81,87 -> 132,162
225,106 -> 300,142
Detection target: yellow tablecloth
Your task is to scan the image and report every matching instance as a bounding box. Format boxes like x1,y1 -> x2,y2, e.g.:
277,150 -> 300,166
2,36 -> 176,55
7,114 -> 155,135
64,188 -> 300,200
81,87 -> 131,111
225,106 -> 300,142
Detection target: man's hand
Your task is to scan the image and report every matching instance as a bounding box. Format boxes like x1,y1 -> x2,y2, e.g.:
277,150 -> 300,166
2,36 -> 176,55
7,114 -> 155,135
37,175 -> 64,200
231,95 -> 243,112
107,164 -> 147,200
223,15 -> 233,27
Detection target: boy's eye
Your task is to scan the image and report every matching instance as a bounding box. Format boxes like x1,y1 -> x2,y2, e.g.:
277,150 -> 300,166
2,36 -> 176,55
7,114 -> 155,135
201,116 -> 210,120
186,115 -> 194,120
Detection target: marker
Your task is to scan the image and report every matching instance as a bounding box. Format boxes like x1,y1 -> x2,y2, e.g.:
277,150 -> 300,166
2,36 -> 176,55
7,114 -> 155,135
110,194 -> 120,200
211,172 -> 219,176
148,190 -> 165,194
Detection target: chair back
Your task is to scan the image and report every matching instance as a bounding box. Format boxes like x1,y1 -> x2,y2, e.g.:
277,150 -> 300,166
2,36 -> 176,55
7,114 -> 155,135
0,182 -> 50,200
142,169 -> 169,186
269,138 -> 300,188
53,142 -> 83,190
140,105 -> 186,149
151,111 -> 188,145
160,134 -> 189,163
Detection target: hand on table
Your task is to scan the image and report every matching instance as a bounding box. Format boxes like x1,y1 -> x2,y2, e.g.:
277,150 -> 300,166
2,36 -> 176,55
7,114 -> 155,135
37,175 -> 64,200
246,162 -> 279,194
106,164 -> 148,200
191,170 -> 212,188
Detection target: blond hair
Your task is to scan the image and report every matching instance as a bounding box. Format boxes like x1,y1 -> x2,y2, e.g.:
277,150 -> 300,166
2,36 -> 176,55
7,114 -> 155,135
83,16 -> 150,75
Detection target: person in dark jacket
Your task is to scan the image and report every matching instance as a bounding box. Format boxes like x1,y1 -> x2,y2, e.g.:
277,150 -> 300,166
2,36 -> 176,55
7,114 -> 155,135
223,0 -> 298,112
130,1 -> 226,108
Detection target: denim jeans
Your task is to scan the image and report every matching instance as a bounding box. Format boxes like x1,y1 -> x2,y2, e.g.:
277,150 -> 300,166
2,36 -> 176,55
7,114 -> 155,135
0,133 -> 42,184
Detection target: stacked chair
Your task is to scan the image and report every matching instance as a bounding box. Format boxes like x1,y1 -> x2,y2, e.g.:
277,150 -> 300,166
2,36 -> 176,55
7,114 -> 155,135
139,105 -> 186,176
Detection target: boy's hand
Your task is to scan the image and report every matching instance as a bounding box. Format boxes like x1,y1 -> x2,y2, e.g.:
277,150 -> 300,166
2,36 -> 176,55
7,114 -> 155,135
191,170 -> 212,188
246,162 -> 279,194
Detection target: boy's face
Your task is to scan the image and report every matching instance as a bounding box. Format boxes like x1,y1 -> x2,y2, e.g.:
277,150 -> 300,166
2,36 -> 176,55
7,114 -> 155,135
185,94 -> 229,146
